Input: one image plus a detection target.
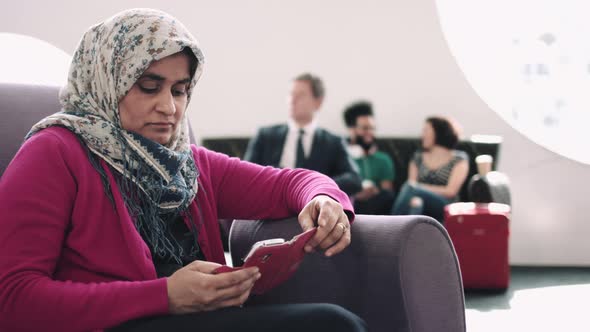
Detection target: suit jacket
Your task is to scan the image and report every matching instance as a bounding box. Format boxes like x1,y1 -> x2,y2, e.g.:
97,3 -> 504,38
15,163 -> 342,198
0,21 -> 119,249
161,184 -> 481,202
245,124 -> 362,195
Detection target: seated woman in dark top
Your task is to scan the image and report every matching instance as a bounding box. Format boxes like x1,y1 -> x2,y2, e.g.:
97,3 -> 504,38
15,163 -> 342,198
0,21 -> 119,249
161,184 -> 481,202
391,116 -> 469,222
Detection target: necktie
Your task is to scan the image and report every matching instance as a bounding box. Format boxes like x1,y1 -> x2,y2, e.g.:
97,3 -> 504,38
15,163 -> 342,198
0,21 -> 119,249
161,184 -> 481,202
295,129 -> 305,168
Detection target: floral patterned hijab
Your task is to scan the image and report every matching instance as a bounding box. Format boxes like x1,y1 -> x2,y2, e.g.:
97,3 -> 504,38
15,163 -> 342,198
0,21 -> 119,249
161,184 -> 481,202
27,8 -> 206,261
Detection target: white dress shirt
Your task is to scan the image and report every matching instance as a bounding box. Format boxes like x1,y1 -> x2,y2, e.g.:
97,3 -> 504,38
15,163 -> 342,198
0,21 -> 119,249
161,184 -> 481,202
279,120 -> 317,169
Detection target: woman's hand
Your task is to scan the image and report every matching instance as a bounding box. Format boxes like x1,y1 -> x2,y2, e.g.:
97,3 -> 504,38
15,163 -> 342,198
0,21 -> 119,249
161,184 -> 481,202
298,195 -> 351,257
166,260 -> 260,314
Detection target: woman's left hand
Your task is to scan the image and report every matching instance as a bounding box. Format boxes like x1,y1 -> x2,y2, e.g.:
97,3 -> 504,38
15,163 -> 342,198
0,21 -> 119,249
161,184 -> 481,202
298,195 -> 351,257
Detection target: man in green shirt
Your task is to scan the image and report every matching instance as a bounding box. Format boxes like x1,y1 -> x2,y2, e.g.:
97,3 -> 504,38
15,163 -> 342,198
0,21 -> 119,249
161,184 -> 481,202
343,101 -> 396,215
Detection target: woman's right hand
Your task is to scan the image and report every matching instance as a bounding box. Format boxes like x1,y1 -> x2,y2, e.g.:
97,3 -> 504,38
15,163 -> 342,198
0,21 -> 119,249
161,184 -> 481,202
166,260 -> 260,314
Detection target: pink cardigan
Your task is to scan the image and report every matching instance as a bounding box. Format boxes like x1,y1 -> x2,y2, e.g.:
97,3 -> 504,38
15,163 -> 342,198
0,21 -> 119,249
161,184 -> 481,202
0,127 -> 353,332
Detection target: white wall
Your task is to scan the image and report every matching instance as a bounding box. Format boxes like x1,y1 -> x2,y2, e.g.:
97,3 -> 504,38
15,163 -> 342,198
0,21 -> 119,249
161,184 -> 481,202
2,0 -> 589,265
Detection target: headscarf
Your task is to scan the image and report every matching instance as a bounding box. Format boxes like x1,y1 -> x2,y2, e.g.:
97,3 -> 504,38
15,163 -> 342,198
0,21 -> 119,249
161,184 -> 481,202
27,8 -> 206,262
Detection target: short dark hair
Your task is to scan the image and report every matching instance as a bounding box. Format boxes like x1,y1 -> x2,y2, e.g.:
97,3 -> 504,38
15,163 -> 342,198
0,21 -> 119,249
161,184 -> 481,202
294,73 -> 325,99
343,101 -> 373,128
426,116 -> 460,149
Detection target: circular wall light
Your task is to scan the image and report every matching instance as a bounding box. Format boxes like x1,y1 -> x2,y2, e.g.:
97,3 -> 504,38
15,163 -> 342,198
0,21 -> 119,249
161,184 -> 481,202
435,1 -> 590,165
0,33 -> 70,87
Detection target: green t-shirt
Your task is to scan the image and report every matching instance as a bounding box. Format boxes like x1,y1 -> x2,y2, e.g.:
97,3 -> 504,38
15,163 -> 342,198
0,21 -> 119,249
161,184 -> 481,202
354,151 -> 395,186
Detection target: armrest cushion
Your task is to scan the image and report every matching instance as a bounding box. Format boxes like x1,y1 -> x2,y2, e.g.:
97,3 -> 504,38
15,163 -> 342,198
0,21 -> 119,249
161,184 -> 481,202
229,215 -> 466,332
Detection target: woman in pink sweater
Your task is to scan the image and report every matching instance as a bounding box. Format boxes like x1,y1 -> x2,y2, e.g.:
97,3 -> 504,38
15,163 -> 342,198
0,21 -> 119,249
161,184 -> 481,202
0,8 -> 366,332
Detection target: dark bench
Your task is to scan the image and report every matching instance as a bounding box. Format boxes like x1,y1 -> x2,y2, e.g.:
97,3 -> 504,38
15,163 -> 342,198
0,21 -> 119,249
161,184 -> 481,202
201,135 -> 502,201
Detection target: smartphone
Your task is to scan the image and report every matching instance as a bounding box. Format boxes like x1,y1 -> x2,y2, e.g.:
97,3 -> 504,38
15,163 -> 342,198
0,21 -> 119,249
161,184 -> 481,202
213,228 -> 317,294
243,238 -> 285,261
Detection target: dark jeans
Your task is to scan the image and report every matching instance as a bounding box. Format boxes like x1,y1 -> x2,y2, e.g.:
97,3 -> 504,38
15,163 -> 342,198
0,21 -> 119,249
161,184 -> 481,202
391,182 -> 452,223
354,190 -> 396,215
109,303 -> 367,332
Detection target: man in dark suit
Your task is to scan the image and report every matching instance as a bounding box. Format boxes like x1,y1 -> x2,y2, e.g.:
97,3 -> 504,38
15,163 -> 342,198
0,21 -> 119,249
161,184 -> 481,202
245,73 -> 361,196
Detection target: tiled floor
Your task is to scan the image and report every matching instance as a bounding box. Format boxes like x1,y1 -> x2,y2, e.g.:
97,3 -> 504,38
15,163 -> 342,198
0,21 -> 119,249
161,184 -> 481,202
225,254 -> 590,331
465,267 -> 590,331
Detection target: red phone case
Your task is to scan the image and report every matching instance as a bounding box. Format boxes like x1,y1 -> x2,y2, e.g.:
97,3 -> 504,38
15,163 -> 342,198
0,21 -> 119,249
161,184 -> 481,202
214,228 -> 317,294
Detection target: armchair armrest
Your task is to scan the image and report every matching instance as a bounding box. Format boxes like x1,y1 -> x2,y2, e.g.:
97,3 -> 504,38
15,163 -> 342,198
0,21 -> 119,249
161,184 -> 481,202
229,215 -> 466,332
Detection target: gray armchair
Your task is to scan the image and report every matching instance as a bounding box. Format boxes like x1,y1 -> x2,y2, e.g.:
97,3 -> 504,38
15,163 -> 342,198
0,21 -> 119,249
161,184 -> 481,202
0,83 -> 62,175
231,216 -> 465,332
0,83 -> 466,332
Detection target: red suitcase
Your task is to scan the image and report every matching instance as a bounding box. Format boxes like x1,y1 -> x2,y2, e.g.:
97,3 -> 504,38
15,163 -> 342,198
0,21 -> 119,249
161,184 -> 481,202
444,202 -> 511,290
